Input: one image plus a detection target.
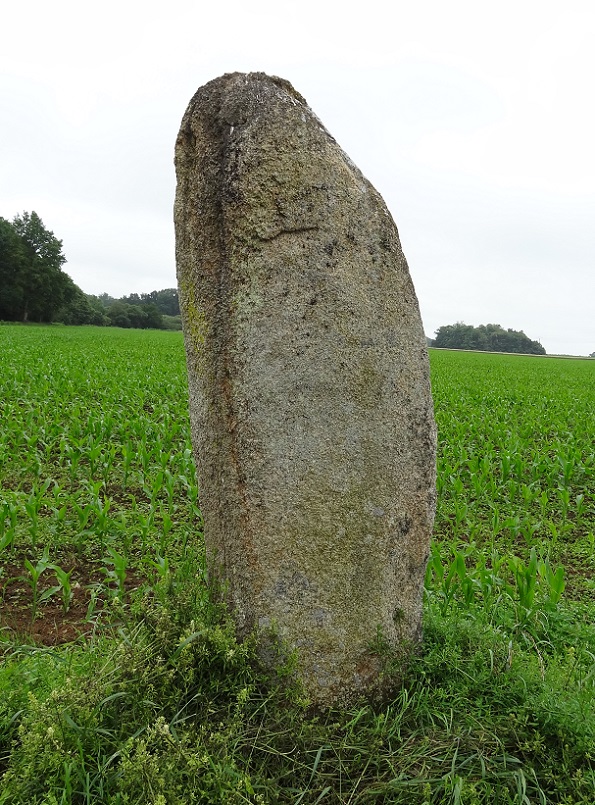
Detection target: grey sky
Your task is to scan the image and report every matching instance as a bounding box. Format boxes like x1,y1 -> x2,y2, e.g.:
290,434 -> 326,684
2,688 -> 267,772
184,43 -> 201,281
2,0 -> 593,355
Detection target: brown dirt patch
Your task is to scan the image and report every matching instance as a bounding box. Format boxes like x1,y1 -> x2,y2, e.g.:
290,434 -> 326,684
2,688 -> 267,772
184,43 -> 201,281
1,553 -> 146,646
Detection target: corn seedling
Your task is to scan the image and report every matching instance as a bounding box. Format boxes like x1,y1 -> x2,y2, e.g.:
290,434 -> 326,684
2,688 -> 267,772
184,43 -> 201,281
50,562 -> 74,613
102,546 -> 128,600
22,547 -> 61,620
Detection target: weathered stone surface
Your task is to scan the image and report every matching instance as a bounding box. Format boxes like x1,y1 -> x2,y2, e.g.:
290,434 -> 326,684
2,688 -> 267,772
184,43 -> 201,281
174,72 -> 436,707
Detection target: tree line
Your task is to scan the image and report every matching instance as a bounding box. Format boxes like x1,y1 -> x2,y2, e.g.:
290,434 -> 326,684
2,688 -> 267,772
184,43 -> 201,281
431,322 -> 546,355
3,211 -> 552,353
0,211 -> 181,330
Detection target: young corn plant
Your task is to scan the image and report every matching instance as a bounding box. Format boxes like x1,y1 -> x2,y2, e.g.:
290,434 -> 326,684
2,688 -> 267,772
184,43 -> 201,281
508,548 -> 539,611
22,547 -> 61,621
0,500 -> 17,545
0,500 -> 18,554
121,440 -> 135,489
101,546 -> 128,601
156,505 -> 174,554
50,562 -> 74,613
24,478 -> 53,547
537,555 -> 566,606
425,543 -> 566,629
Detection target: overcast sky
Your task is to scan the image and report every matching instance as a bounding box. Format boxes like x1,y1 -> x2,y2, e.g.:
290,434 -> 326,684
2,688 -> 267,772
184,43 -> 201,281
2,0 -> 594,355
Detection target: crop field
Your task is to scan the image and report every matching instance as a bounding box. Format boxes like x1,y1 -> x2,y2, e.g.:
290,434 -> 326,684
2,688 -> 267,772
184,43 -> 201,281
429,348 -> 595,608
1,324 -> 594,804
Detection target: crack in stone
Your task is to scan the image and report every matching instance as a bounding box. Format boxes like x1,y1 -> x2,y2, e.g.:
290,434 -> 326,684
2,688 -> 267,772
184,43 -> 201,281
257,224 -> 320,242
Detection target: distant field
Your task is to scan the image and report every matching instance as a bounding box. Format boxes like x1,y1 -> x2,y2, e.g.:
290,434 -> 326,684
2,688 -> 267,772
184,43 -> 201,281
1,325 -> 594,803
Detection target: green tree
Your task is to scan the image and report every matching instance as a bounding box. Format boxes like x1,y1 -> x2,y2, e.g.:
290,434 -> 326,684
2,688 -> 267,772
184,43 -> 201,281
97,292 -> 116,307
141,302 -> 164,329
144,288 -> 180,316
9,211 -> 69,322
0,217 -> 28,320
107,301 -> 134,328
85,295 -> 111,325
433,322 -> 545,355
432,322 -> 483,350
91,288 -> 176,330
56,282 -> 110,325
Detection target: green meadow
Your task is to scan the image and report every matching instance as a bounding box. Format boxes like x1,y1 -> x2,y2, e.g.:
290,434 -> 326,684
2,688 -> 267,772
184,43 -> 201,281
0,325 -> 594,804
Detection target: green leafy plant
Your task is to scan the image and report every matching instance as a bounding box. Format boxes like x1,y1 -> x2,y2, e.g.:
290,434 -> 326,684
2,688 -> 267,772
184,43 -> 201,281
21,547 -> 60,620
50,562 -> 74,613
102,546 -> 128,600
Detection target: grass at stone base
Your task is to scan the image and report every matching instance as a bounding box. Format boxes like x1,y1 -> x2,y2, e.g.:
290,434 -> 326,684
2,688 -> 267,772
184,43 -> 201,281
1,556 -> 594,805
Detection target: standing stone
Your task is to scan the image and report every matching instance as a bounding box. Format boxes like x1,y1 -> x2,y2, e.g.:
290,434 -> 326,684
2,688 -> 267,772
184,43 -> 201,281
174,72 -> 436,707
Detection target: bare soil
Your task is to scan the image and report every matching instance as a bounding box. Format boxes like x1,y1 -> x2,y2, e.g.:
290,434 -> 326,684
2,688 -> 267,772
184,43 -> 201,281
1,553 -> 145,646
